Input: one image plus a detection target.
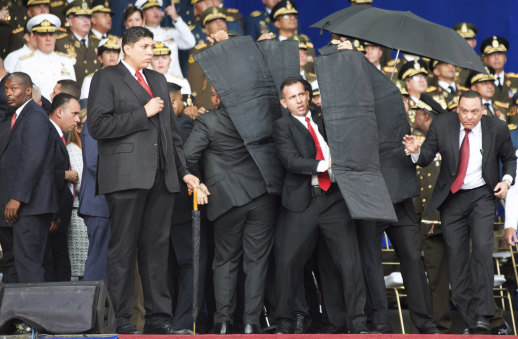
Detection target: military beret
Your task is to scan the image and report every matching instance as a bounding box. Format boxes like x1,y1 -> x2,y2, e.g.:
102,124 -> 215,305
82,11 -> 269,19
27,13 -> 61,33
480,36 -> 508,56
97,38 -> 120,56
465,66 -> 495,87
24,0 -> 50,7
270,0 -> 298,21
399,59 -> 428,80
135,0 -> 162,10
200,6 -> 226,27
152,41 -> 171,56
92,0 -> 114,15
453,22 -> 477,39
66,0 -> 92,16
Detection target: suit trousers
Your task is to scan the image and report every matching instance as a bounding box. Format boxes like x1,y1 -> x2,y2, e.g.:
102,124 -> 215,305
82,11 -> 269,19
0,227 -> 17,283
212,193 -> 277,326
439,186 -> 496,328
12,214 -> 52,283
83,215 -> 110,284
275,189 -> 366,330
44,226 -> 71,282
106,170 -> 175,324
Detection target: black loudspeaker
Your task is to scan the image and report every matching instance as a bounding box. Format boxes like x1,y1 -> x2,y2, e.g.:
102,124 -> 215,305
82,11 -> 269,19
0,281 -> 116,334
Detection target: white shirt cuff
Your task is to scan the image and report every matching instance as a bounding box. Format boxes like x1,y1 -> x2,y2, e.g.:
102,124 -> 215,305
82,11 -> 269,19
410,149 -> 420,163
502,174 -> 513,186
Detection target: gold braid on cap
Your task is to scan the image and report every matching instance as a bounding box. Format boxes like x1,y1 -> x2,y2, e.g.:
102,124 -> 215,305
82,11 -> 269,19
152,41 -> 171,56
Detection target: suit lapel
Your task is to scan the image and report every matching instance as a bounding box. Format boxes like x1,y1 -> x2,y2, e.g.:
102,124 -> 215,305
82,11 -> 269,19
481,117 -> 492,171
1,100 -> 32,156
288,114 -> 313,144
116,62 -> 152,104
143,69 -> 165,129
312,111 -> 327,140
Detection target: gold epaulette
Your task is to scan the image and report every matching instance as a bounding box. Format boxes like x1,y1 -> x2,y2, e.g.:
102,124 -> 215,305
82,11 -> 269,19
11,27 -> 23,34
422,57 -> 430,62
189,24 -> 195,30
251,10 -> 261,17
58,27 -> 67,32
508,123 -> 517,130
426,86 -> 437,93
188,53 -> 195,64
387,58 -> 400,67
307,72 -> 316,78
50,0 -> 64,7
55,51 -> 71,58
227,8 -> 239,13
19,53 -> 34,60
91,34 -> 100,40
56,32 -> 67,39
107,34 -> 119,40
383,66 -> 396,73
307,42 -> 314,48
195,40 -> 207,49
225,15 -> 235,22
494,100 -> 510,109
506,73 -> 518,78
458,85 -> 469,91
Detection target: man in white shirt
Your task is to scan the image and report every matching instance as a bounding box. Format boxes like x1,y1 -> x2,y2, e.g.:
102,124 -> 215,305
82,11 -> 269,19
136,0 -> 195,77
403,90 -> 516,334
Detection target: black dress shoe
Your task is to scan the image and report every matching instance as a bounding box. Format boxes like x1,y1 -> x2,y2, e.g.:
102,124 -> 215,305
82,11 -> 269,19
294,313 -> 312,334
350,323 -> 371,334
474,318 -> 491,333
492,321 -> 511,335
116,323 -> 142,334
275,320 -> 294,334
372,323 -> 393,334
144,319 -> 181,334
211,321 -> 232,334
420,326 -> 441,334
244,323 -> 261,334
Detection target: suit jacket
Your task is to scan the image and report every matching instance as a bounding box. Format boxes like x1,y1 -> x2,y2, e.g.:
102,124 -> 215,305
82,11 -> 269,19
0,100 -> 57,224
0,74 -> 10,120
417,112 -> 517,213
184,108 -> 267,221
87,62 -> 188,195
50,126 -> 73,231
272,111 -> 326,213
78,120 -> 109,218
172,114 -> 193,224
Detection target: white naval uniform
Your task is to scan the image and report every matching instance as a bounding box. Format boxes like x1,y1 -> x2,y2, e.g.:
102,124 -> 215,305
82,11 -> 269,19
14,49 -> 76,100
80,73 -> 93,99
164,72 -> 191,95
145,17 -> 196,77
4,44 -> 33,72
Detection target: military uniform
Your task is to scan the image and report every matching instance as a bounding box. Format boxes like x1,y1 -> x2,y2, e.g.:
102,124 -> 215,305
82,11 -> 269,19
49,0 -> 65,23
187,38 -> 210,108
426,84 -> 468,111
3,42 -> 32,71
453,23 -> 479,88
220,6 -> 243,36
14,14 -> 75,99
244,7 -> 277,40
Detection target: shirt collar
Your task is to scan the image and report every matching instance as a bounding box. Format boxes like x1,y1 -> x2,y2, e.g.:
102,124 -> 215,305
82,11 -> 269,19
482,99 -> 492,106
121,58 -> 140,77
438,80 -> 455,91
15,99 -> 32,118
73,32 -> 88,45
265,7 -> 271,14
496,71 -> 505,79
292,110 -> 312,123
460,120 -> 481,135
49,117 -> 64,137
91,28 -> 103,39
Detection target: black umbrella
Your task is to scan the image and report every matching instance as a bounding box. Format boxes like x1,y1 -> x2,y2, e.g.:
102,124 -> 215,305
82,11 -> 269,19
310,4 -> 369,35
191,189 -> 201,334
310,7 -> 485,73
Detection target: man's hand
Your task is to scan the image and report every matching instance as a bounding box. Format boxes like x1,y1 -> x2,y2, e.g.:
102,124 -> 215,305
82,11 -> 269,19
494,181 -> 509,199
505,228 -> 518,246
402,135 -> 421,155
0,6 -> 8,22
49,219 -> 61,233
257,32 -> 274,41
5,199 -> 21,223
164,4 -> 178,21
197,183 -> 211,205
183,105 -> 201,120
183,174 -> 200,192
208,30 -> 228,43
145,97 -> 164,118
336,40 -> 353,51
65,170 -> 79,183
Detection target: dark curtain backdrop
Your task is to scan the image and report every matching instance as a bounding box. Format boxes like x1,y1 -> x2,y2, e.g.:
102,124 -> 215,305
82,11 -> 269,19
226,0 -> 518,72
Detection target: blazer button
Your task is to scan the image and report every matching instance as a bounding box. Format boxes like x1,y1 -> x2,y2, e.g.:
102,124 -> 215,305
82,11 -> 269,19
154,143 -> 157,147
451,172 -> 455,177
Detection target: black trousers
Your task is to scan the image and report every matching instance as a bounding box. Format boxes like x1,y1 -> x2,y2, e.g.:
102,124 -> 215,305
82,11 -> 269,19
105,170 -> 175,325
356,199 -> 435,331
439,186 -> 496,328
275,189 -> 366,330
212,193 -> 277,326
0,214 -> 52,283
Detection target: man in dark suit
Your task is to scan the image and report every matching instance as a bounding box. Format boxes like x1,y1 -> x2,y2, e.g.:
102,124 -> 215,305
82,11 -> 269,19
0,58 -> 8,119
403,90 -> 517,334
45,93 -> 81,282
0,72 -> 56,283
272,77 -> 367,334
87,26 -> 199,335
79,119 -> 110,284
184,86 -> 279,334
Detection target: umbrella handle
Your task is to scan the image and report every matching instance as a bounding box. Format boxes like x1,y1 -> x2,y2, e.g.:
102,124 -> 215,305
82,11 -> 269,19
193,188 -> 198,211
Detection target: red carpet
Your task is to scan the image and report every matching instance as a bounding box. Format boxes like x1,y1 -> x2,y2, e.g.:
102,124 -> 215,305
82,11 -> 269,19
120,335 -> 509,339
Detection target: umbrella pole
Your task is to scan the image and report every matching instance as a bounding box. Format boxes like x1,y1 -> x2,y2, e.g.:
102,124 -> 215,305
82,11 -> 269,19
390,49 -> 400,81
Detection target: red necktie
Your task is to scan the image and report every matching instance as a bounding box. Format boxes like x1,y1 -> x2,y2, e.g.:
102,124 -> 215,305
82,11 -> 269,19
10,113 -> 17,130
451,128 -> 471,194
135,71 -> 153,97
62,135 -> 76,199
305,117 -> 331,191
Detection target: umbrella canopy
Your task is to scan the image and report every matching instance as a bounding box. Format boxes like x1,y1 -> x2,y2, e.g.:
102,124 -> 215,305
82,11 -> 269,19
310,4 -> 369,34
310,7 -> 485,73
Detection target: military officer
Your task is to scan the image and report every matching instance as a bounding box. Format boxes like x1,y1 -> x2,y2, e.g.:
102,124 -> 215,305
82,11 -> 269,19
426,60 -> 467,110
150,41 -> 191,94
466,67 -> 509,123
7,0 -> 50,54
80,37 -> 120,99
289,34 -> 316,83
270,0 -> 297,41
90,0 -> 118,41
0,0 -> 28,56
211,0 -> 243,36
4,25 -> 36,72
49,0 -> 65,24
244,0 -> 279,40
14,13 -> 75,99
188,0 -> 211,43
399,59 -> 429,108
480,36 -> 518,104
55,0 -> 101,85
137,0 -> 195,77
453,22 -> 478,86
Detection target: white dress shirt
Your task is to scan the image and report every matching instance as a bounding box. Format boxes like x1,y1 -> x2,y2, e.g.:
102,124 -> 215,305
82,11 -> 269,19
73,32 -> 89,48
91,28 -> 106,40
438,80 -> 456,94
504,149 -> 518,230
482,99 -> 494,115
14,99 -> 31,120
121,59 -> 149,85
494,70 -> 505,87
292,111 -> 334,186
4,44 -> 33,72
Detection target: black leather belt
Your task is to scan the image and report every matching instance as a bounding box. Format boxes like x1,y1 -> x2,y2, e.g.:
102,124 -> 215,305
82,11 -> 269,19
311,183 -> 339,197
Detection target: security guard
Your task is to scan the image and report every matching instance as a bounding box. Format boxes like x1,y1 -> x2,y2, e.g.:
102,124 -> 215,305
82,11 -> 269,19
453,22 -> 478,86
244,0 -> 278,40
13,13 -> 75,99
55,0 -> 101,85
150,41 -> 191,94
7,0 -> 50,54
480,36 -> 518,104
90,0 -> 118,41
426,59 -> 468,110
